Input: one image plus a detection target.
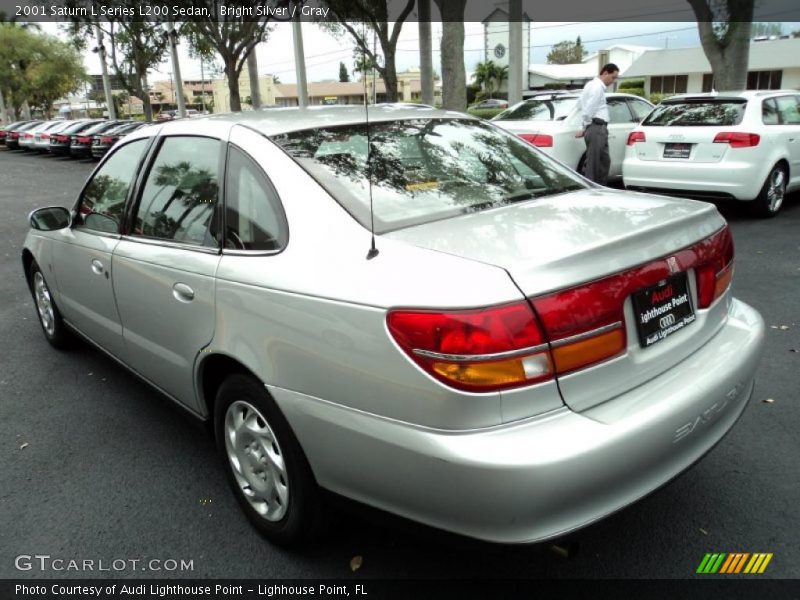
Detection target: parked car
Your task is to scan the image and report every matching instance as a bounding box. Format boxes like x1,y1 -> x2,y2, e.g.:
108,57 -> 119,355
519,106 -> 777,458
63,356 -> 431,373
492,92 -> 654,181
32,120 -> 81,152
70,120 -> 128,158
22,106 -> 764,547
623,90 -> 800,217
470,98 -> 509,110
5,121 -> 42,150
19,120 -> 64,151
49,120 -> 103,156
0,120 -> 34,146
91,121 -> 149,159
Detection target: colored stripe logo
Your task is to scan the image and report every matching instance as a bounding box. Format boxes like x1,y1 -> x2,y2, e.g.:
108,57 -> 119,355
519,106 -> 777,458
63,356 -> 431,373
696,553 -> 773,574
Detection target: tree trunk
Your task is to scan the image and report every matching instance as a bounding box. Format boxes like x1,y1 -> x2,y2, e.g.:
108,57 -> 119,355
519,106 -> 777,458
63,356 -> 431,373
246,48 -> 261,109
0,89 -> 8,124
138,74 -> 153,122
382,53 -> 399,102
226,62 -> 242,112
688,0 -> 754,92
436,9 -> 467,111
418,0 -> 435,106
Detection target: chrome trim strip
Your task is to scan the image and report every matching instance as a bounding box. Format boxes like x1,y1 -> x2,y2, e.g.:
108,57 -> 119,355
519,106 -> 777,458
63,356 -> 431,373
222,248 -> 283,257
413,343 -> 550,363
550,321 -> 623,349
119,235 -> 220,255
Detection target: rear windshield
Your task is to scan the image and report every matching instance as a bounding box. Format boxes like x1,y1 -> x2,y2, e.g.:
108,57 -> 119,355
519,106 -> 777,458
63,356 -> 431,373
642,100 -> 746,126
493,97 -> 578,122
271,118 -> 586,232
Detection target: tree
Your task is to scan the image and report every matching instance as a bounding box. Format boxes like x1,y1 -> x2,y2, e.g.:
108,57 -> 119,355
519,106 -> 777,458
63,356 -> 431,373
434,0 -> 467,111
472,61 -> 507,98
546,37 -> 586,64
751,22 -> 783,37
319,0 -> 416,102
64,8 -> 167,122
0,24 -> 86,119
182,11 -> 274,112
687,0 -> 754,91
339,61 -> 350,82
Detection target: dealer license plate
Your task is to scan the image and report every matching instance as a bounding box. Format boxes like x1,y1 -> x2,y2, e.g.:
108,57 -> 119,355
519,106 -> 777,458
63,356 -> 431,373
631,272 -> 696,348
663,143 -> 692,159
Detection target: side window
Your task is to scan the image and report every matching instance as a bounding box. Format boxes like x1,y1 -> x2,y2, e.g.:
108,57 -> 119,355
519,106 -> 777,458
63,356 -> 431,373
78,139 -> 148,234
628,99 -> 653,122
775,96 -> 800,125
607,98 -> 633,124
132,136 -> 221,246
762,99 -> 779,125
224,146 -> 288,251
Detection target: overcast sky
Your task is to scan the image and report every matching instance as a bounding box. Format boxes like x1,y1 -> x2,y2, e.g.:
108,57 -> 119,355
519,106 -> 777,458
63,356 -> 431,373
40,20 -> 799,87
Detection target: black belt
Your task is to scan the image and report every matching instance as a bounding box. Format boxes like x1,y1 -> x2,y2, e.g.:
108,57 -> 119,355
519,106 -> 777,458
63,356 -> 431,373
591,118 -> 608,125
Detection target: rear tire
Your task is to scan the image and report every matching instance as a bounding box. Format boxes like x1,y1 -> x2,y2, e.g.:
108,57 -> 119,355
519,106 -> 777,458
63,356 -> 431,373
752,164 -> 787,218
28,261 -> 71,349
214,374 -> 320,547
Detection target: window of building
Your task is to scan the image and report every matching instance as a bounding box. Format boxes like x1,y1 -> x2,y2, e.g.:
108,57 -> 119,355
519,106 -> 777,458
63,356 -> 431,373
747,70 -> 782,90
650,75 -> 688,95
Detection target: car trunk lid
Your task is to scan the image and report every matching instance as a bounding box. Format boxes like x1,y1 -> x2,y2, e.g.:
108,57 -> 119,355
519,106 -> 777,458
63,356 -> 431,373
385,188 -> 731,412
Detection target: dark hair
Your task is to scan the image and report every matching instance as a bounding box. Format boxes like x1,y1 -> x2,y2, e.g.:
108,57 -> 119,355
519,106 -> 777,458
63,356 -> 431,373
600,63 -> 620,75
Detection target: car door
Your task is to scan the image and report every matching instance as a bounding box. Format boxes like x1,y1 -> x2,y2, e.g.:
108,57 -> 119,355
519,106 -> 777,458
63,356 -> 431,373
51,138 -> 151,358
606,97 -> 637,178
111,135 -> 224,410
773,95 -> 800,189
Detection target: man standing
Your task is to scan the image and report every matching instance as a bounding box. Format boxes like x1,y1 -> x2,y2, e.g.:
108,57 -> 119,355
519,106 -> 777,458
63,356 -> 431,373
575,63 -> 620,185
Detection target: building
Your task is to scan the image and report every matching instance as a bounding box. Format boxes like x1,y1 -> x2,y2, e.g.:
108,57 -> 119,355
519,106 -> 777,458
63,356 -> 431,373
481,4 -> 531,92
623,37 -> 800,96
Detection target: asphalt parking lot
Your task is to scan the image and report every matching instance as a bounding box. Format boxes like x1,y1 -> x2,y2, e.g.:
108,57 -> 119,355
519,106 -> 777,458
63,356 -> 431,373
1,147 -> 798,580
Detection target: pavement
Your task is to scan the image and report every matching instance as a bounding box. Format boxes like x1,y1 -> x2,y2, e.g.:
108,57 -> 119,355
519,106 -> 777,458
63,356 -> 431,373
0,147 -> 798,580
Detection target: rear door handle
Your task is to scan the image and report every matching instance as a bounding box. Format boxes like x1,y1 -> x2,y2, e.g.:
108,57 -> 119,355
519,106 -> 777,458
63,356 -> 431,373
172,282 -> 195,303
91,259 -> 104,275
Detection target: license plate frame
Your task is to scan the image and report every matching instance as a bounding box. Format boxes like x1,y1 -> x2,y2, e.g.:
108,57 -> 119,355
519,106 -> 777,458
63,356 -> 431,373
663,143 -> 692,159
631,272 -> 696,348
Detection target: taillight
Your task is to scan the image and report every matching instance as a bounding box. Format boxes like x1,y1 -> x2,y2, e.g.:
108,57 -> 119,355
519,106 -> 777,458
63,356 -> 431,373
24,133 -> 34,139
100,136 -> 114,144
76,136 -> 91,143
41,133 -> 50,140
627,131 -> 646,145
713,132 -> 760,148
56,135 -> 69,142
11,132 -> 20,139
518,133 -> 553,147
695,226 -> 734,308
387,301 -> 553,392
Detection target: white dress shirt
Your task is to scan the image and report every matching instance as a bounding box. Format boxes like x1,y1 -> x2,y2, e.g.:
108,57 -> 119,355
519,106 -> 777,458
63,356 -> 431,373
579,77 -> 609,127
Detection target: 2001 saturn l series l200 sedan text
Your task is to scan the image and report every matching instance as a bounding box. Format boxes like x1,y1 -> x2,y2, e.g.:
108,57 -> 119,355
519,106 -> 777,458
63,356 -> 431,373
21,105 -> 765,547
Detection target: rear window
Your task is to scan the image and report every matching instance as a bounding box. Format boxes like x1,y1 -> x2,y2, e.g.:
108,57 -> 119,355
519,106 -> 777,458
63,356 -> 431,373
271,118 -> 586,232
493,97 -> 578,122
642,100 -> 746,126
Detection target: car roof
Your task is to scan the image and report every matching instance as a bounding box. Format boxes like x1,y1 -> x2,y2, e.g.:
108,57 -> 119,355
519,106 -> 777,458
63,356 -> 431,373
664,90 -> 799,102
146,105 -> 473,138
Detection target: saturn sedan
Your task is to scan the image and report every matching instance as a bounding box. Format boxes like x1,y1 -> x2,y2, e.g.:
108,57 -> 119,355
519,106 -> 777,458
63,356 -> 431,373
22,106 -> 764,547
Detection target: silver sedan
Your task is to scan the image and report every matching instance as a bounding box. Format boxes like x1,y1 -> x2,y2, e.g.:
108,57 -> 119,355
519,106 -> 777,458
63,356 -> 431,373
22,106 -> 764,546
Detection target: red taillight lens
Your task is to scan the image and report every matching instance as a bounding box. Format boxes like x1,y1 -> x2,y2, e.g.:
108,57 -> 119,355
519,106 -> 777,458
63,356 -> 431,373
24,133 -> 34,139
387,301 -> 553,391
519,133 -> 553,147
627,131 -> 646,145
76,136 -> 91,143
41,133 -> 50,140
100,136 -> 115,144
695,226 -> 734,308
713,132 -> 760,148
11,132 -> 20,139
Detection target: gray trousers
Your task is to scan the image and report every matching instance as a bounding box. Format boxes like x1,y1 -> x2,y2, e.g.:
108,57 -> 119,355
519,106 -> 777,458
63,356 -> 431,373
583,122 -> 610,185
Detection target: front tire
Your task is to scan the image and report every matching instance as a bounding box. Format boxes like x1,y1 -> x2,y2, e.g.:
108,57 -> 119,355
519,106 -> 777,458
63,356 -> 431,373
752,164 -> 787,218
29,261 -> 71,349
214,374 -> 320,547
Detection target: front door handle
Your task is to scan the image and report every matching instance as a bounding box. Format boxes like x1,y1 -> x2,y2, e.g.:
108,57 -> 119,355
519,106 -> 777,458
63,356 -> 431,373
172,282 -> 195,303
91,259 -> 104,275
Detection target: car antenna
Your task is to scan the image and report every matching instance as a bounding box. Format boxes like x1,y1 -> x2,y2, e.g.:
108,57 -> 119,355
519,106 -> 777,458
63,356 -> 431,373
363,24 -> 379,260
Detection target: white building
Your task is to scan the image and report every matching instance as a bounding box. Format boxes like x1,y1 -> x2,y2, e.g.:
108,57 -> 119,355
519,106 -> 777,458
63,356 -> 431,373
481,4 -> 531,92
623,37 -> 800,96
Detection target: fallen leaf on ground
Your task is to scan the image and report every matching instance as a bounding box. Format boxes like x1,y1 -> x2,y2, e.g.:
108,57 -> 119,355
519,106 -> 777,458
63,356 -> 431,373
699,528 -> 708,535
779,325 -> 790,330
763,398 -> 775,404
350,555 -> 363,572
19,443 -> 28,450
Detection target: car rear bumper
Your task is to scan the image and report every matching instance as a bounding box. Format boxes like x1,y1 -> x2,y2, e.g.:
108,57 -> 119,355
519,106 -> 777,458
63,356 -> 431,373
623,156 -> 764,201
273,297 -> 764,543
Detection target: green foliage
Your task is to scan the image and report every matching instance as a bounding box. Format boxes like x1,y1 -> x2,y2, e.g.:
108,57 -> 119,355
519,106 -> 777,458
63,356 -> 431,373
647,93 -> 676,105
466,83 -> 482,105
619,79 -> 645,90
546,37 -> 586,64
0,24 -> 87,116
466,108 -> 506,120
622,88 -> 646,98
339,62 -> 350,82
751,22 -> 784,37
472,61 -> 508,98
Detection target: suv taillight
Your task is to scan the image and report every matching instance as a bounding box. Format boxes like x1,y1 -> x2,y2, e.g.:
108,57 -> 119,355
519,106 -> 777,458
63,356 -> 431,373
519,133 -> 553,147
387,301 -> 553,392
713,132 -> 760,148
695,226 -> 734,308
627,131 -> 646,145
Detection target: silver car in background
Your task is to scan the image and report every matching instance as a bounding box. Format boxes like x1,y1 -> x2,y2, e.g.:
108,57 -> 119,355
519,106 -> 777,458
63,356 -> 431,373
23,106 -> 764,546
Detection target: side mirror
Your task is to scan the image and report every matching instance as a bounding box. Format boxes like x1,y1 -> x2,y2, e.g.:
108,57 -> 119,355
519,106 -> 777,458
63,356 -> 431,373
29,206 -> 71,231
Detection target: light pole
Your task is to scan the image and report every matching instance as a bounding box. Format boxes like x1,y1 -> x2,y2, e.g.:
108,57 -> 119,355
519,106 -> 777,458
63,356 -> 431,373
165,20 -> 186,117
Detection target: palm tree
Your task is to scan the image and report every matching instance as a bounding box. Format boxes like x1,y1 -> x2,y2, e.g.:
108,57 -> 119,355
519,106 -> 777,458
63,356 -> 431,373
473,61 -> 508,99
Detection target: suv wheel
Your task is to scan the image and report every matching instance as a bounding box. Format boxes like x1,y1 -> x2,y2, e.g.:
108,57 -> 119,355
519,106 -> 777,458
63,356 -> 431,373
753,164 -> 787,218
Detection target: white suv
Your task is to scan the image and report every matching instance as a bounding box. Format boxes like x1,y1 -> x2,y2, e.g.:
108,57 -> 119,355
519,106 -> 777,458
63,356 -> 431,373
623,91 -> 800,217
